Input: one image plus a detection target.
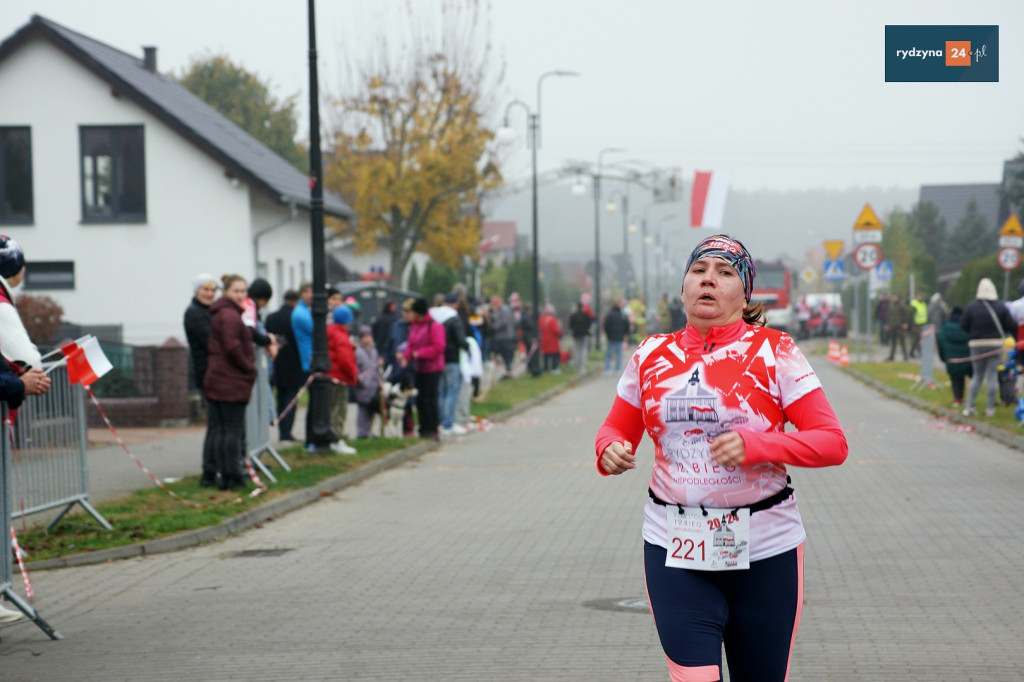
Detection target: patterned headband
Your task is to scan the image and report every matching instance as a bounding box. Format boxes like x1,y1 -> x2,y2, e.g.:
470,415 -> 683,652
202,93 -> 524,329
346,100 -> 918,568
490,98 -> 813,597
683,234 -> 757,302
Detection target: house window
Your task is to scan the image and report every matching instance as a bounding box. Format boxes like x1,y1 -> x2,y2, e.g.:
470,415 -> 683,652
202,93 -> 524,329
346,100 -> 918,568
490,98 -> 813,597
0,127 -> 33,224
23,261 -> 75,290
80,126 -> 146,223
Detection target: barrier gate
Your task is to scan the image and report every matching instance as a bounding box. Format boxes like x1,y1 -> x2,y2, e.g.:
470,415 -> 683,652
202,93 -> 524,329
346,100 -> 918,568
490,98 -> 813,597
9,364 -> 110,531
246,351 -> 290,482
3,404 -> 62,639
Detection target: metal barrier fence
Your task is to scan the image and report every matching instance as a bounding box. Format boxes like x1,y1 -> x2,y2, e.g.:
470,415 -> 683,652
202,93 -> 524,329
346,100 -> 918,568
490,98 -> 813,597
2,404 -> 62,639
246,351 -> 289,482
9,363 -> 110,531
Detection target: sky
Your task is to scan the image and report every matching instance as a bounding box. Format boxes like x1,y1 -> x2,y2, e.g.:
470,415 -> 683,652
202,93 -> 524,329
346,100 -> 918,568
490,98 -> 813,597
3,0 -> 1021,194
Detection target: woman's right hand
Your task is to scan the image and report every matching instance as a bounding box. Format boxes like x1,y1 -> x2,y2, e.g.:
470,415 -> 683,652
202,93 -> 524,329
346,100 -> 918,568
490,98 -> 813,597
600,441 -> 635,475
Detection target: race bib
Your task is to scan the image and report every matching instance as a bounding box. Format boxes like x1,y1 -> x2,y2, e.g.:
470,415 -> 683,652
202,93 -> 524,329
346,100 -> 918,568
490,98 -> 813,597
665,505 -> 750,571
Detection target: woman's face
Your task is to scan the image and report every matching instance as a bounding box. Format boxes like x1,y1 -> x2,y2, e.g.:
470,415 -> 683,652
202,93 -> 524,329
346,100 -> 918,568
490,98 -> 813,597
196,282 -> 218,306
682,257 -> 746,329
224,280 -> 248,306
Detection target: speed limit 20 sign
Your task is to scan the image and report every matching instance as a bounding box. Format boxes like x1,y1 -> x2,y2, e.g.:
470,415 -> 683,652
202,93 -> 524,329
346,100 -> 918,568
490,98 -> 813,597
998,247 -> 1021,271
854,242 -> 882,270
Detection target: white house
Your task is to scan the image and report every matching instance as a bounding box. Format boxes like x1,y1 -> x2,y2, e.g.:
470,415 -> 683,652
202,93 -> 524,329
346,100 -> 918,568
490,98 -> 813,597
0,15 -> 354,345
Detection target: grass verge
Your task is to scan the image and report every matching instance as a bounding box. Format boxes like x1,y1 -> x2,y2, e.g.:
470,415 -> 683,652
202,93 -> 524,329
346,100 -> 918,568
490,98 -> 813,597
843,360 -> 1024,432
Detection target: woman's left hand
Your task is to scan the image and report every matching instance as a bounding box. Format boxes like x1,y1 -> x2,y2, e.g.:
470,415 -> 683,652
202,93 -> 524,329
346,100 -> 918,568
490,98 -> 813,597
709,431 -> 746,466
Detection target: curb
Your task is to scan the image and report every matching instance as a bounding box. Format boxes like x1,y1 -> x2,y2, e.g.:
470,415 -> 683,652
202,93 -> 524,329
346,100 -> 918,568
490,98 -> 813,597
26,367 -> 599,571
841,366 -> 1024,453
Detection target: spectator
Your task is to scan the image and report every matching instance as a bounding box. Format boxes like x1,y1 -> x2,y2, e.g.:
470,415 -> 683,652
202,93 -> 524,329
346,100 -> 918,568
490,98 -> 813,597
183,273 -> 218,393
908,292 -> 928,358
403,297 -> 446,440
0,235 -> 44,372
603,300 -> 630,374
353,325 -> 382,438
490,295 -> 516,376
203,274 -> 256,490
538,304 -> 563,373
568,302 -> 592,374
886,294 -> 910,361
372,300 -> 397,359
291,282 -> 314,374
326,305 -> 358,454
431,293 -> 468,437
960,278 -> 1016,417
668,295 -> 687,332
936,306 -> 972,408
385,298 -> 417,437
518,302 -> 541,376
265,290 -> 302,442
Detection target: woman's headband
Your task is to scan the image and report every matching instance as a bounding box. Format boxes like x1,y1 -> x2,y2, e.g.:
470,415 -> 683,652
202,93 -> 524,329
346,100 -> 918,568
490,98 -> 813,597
684,234 -> 756,302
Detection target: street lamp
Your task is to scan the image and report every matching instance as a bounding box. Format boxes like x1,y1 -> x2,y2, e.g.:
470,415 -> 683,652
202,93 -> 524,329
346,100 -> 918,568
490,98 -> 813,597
499,70 -> 579,322
305,0 -> 334,450
593,147 -> 626,350
652,214 -> 678,298
606,188 -> 632,298
640,207 -> 676,308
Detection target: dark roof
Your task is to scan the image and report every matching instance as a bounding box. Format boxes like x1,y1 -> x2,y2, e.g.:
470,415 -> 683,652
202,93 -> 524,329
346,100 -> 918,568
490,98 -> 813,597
919,183 -> 1001,232
0,15 -> 353,219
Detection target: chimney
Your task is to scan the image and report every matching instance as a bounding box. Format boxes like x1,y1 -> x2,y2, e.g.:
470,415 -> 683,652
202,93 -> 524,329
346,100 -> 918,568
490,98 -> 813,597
143,46 -> 157,73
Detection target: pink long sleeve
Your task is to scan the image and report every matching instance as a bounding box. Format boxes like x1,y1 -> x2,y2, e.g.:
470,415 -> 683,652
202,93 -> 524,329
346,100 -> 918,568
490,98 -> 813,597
739,387 -> 848,468
594,396 -> 646,476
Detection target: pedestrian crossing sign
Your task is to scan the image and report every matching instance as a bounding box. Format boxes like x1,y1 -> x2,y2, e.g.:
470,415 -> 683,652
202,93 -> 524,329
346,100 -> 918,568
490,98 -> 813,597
875,260 -> 893,280
824,259 -> 845,282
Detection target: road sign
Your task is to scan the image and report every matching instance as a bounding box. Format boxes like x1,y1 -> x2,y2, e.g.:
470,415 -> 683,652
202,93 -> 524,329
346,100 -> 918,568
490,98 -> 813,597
824,259 -> 845,281
999,215 -> 1024,248
854,242 -> 881,270
823,240 -> 844,259
852,204 -> 883,243
875,260 -> 893,280
998,247 -> 1021,271
800,267 -> 817,284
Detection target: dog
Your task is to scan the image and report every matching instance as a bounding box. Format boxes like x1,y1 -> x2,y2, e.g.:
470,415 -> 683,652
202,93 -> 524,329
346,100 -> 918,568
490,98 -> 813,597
380,379 -> 417,438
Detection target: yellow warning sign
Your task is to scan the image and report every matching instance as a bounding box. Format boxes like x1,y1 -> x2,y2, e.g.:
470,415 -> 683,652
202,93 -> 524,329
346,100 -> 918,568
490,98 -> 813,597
999,214 -> 1023,237
823,240 -> 844,259
853,204 -> 883,230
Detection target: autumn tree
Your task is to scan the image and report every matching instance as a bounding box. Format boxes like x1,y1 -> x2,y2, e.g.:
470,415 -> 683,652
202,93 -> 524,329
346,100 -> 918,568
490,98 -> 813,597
324,0 -> 502,286
176,55 -> 307,170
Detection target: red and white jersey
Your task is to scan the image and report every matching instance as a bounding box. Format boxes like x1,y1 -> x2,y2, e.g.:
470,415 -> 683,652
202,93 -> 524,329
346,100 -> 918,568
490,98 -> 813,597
616,320 -> 821,561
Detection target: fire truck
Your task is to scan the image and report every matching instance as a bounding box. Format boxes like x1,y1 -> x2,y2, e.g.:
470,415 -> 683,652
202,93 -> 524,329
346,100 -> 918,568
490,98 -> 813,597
750,260 -> 795,334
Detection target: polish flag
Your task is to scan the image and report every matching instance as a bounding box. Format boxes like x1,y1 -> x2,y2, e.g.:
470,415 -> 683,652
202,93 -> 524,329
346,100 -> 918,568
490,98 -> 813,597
241,298 -> 258,328
478,234 -> 500,252
65,336 -> 113,387
58,334 -> 94,358
690,171 -> 730,229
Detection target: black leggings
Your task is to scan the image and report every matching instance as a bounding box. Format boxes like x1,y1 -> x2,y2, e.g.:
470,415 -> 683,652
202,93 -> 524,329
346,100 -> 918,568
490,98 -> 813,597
203,400 -> 247,484
644,541 -> 803,682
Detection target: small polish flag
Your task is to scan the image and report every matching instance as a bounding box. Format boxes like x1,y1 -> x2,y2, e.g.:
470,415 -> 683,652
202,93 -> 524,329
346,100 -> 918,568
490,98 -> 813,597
478,234 -> 500,252
690,171 -> 730,229
65,336 -> 113,387
242,298 -> 258,328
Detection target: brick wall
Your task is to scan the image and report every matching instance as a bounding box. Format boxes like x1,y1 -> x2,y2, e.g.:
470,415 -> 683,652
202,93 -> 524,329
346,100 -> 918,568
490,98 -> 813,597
86,338 -> 190,428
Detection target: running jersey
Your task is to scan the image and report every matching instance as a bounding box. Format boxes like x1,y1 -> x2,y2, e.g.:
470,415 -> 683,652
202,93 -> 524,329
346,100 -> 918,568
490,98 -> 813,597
616,320 -> 821,561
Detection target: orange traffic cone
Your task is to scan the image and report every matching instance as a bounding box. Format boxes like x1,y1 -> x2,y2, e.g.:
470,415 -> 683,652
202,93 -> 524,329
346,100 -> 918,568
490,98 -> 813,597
839,345 -> 850,367
827,340 -> 840,362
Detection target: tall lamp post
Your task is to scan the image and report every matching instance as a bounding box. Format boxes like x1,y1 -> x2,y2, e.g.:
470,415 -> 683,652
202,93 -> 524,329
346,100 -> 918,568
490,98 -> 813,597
305,0 -> 334,450
605,188 -> 633,298
592,147 -> 625,351
499,70 -> 578,321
